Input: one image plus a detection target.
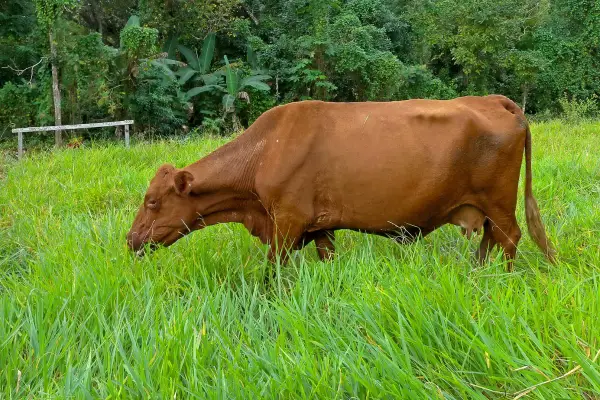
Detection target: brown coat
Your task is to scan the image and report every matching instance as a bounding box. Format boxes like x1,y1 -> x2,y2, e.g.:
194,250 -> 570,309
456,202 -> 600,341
127,95 -> 556,269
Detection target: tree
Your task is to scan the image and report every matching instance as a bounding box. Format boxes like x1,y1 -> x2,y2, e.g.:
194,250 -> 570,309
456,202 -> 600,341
533,0 -> 600,112
0,0 -> 39,86
34,0 -> 78,147
139,0 -> 241,43
77,0 -> 137,46
408,0 -> 548,97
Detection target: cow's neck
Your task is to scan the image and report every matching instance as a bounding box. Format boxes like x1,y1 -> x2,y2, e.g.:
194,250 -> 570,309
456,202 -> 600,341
186,132 -> 266,227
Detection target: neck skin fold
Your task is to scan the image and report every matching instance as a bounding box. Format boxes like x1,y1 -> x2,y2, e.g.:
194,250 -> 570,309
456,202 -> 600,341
184,131 -> 267,232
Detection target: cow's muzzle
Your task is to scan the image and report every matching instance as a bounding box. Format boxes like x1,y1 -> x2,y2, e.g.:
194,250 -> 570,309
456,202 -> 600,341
126,231 -> 141,251
127,231 -> 159,256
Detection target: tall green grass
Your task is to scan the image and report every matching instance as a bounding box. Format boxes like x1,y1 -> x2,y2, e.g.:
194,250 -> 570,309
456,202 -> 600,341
1,122 -> 599,398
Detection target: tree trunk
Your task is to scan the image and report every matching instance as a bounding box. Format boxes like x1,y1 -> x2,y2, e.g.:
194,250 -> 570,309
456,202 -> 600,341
49,28 -> 62,147
521,84 -> 529,114
232,112 -> 242,132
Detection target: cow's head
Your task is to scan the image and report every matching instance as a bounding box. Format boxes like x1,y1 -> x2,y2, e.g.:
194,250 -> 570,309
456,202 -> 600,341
127,164 -> 198,255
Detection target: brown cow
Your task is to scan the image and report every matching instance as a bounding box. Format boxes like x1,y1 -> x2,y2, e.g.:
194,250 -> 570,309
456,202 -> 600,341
127,95 -> 557,270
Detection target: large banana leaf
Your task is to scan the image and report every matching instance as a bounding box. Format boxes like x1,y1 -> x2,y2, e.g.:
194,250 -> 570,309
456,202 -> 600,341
178,45 -> 199,71
125,15 -> 140,28
199,33 -> 216,74
185,85 -> 224,100
223,55 -> 239,96
178,68 -> 197,85
199,73 -> 221,86
162,34 -> 179,59
156,58 -> 186,67
241,74 -> 271,91
222,93 -> 236,112
242,80 -> 271,91
148,60 -> 176,80
246,44 -> 258,69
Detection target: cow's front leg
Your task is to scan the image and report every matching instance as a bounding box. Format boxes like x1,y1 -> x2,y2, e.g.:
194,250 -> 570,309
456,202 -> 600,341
267,217 -> 305,265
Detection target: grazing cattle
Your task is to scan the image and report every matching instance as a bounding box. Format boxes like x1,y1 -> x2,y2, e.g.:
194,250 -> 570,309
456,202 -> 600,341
127,95 -> 556,270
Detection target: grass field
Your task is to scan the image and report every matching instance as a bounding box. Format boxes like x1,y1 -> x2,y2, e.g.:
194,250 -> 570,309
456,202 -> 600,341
1,121 -> 599,399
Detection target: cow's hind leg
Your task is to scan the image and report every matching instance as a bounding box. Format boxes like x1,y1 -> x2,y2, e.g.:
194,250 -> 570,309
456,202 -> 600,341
391,226 -> 432,244
483,211 -> 522,271
295,230 -> 336,261
314,230 -> 335,261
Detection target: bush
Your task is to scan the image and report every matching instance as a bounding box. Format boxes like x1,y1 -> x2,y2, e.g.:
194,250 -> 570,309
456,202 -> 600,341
0,77 -> 53,142
200,117 -> 225,136
398,65 -> 458,100
238,87 -> 277,126
127,65 -> 188,135
558,94 -> 599,122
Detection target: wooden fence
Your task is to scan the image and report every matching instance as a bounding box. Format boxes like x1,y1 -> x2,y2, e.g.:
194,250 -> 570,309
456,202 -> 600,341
11,120 -> 134,160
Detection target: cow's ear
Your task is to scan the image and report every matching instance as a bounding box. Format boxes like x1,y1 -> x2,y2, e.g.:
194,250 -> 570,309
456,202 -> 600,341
173,170 -> 194,195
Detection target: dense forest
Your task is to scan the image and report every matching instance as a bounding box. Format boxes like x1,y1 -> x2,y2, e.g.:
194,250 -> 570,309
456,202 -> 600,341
1,0 -> 599,144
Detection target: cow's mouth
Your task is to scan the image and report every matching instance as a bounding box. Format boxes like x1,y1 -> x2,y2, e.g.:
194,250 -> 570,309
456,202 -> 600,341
128,228 -> 188,256
134,241 -> 158,257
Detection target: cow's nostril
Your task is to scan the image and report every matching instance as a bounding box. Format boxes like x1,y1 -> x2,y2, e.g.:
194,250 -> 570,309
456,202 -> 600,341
127,231 -> 142,251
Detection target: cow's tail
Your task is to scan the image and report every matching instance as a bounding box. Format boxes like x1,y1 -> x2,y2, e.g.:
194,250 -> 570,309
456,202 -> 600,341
524,125 -> 557,263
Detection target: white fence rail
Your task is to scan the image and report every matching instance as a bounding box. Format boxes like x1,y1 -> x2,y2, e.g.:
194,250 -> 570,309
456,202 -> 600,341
12,120 -> 134,159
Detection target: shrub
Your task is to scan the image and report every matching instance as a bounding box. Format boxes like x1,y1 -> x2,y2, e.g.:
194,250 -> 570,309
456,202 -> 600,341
127,65 -> 188,135
558,94 -> 599,122
0,77 -> 53,142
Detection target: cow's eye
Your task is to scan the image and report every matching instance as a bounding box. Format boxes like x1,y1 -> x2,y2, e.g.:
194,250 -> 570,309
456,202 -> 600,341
147,199 -> 158,210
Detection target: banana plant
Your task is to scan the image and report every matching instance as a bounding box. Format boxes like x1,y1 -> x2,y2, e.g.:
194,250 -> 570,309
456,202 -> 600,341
212,55 -> 271,130
176,33 -> 216,87
149,33 -> 219,101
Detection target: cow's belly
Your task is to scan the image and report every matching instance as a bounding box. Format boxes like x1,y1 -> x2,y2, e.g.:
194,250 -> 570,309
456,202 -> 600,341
310,134 -> 481,231
330,187 -> 459,232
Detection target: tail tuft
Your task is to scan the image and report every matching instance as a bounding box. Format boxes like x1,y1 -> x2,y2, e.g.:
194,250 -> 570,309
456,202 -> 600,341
524,125 -> 557,264
525,194 -> 557,263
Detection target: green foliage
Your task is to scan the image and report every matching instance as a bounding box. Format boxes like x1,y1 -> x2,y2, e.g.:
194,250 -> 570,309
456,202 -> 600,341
532,0 -> 600,113
0,80 -> 50,140
200,116 -> 225,135
2,0 -> 600,143
34,0 -> 78,29
219,56 -> 271,109
410,0 -> 547,93
199,55 -> 272,130
175,33 -> 218,94
76,0 -> 138,47
139,0 -> 241,42
128,65 -> 188,134
398,65 -> 458,100
60,30 -> 117,119
0,0 -> 40,86
242,88 -> 276,125
559,94 -> 600,122
119,16 -> 159,59
285,58 -> 337,101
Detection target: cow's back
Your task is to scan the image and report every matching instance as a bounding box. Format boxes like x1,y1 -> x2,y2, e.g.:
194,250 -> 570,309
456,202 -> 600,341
254,96 -> 527,232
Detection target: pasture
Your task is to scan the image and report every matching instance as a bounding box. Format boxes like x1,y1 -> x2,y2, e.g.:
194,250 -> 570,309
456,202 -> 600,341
0,121 -> 599,398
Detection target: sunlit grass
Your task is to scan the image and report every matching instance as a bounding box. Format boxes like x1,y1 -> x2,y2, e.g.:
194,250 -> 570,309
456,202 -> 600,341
1,122 -> 599,398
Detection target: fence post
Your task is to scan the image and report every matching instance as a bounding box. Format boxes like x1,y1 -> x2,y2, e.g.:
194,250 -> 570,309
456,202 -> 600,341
18,131 -> 23,160
125,124 -> 130,148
